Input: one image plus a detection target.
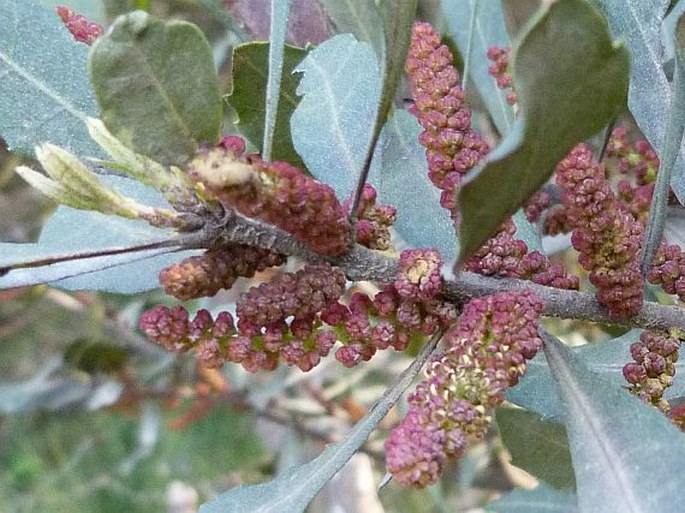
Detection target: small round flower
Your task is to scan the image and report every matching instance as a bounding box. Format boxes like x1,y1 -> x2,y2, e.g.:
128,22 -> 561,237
395,248 -> 443,301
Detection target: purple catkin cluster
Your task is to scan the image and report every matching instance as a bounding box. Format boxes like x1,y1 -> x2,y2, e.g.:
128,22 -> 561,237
322,285 -> 459,368
385,290 -> 544,488
405,21 -> 489,218
236,263 -> 347,330
647,243 -> 685,301
189,139 -> 351,256
395,248 -> 443,301
139,307 -> 236,369
623,330 -> 681,412
344,184 -> 397,250
159,244 -> 286,301
555,144 -> 644,317
464,219 -> 579,290
486,46 -> 517,105
56,6 -> 102,45
139,305 -> 337,372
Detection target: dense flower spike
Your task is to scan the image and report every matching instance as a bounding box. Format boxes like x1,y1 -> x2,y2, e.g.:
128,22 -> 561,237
385,290 -> 544,487
56,6 -> 103,45
464,219 -> 579,290
555,144 -> 644,317
139,305 -> 336,372
406,21 -> 489,218
236,263 -> 347,329
189,139 -> 351,256
623,330 -> 681,413
486,46 -> 517,105
344,184 -> 397,250
159,244 -> 286,301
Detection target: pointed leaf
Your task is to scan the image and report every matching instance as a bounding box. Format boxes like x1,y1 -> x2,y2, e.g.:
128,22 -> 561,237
380,109 -> 457,261
496,407 -> 575,491
0,0 -> 101,158
486,484 -> 578,513
199,334 -> 439,513
89,11 -> 222,165
441,0 -> 514,135
262,0 -> 292,161
592,0 -> 685,203
543,332 -> 685,513
226,42 -> 307,166
456,0 -> 629,264
290,33 -> 381,198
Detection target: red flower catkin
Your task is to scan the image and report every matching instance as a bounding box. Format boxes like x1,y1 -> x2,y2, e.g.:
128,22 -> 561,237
555,144 -> 644,317
385,290 -> 544,488
189,138 -> 351,256
405,21 -> 489,218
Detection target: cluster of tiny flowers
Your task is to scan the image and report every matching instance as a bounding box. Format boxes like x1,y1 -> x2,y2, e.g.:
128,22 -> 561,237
623,330 -> 681,413
159,244 -> 286,301
486,46 -> 517,105
189,137 -> 351,256
236,263 -> 346,331
464,219 -> 579,290
405,21 -> 489,218
139,305 -> 336,372
606,127 -> 660,185
647,243 -> 685,301
322,284 -> 458,368
555,144 -> 644,317
385,290 -> 544,487
343,184 -> 397,250
56,6 -> 103,45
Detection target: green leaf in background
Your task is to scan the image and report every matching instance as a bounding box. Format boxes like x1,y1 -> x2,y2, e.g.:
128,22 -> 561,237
89,11 -> 222,165
505,329 -> 685,419
592,0 -> 685,203
290,33 -> 382,198
543,331 -> 685,513
261,0 -> 291,161
380,109 -> 457,262
0,0 -> 102,158
441,0 -> 514,135
486,484 -> 578,513
318,0 -> 384,52
227,42 -> 306,166
456,0 -> 629,264
0,177 -> 198,293
495,407 -> 575,491
199,334 -> 440,513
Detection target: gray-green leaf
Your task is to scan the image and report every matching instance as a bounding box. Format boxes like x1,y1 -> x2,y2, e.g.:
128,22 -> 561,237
0,0 -> 101,158
89,11 -> 222,165
543,331 -> 685,513
486,484 -> 578,513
